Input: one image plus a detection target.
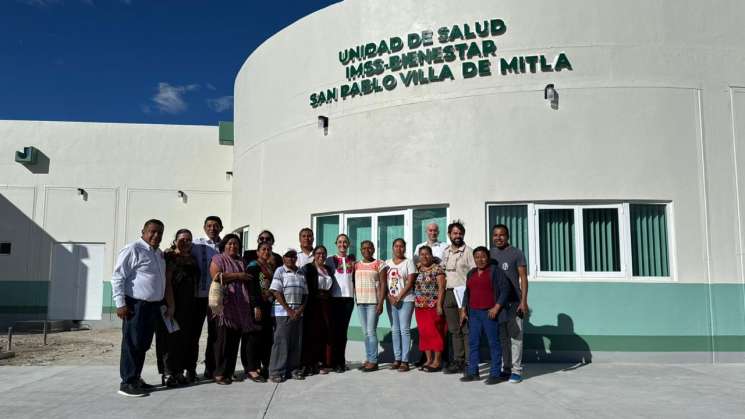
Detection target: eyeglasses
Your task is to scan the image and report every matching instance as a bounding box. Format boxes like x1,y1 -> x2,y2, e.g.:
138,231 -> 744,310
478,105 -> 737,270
258,236 -> 273,242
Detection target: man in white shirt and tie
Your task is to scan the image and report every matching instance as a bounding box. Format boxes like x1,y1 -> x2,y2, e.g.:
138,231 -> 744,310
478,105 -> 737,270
112,219 -> 166,397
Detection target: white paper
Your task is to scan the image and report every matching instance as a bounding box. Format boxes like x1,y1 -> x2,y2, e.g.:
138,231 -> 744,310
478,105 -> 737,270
160,305 -> 180,333
453,285 -> 466,309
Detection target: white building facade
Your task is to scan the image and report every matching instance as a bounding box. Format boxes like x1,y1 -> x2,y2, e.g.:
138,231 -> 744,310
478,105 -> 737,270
0,121 -> 232,324
231,0 -> 745,362
1,0 -> 744,362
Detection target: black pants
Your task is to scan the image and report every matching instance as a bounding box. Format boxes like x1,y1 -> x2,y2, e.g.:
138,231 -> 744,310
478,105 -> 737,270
240,332 -> 262,372
187,297 -> 209,373
203,315 -> 218,375
302,296 -> 333,368
331,297 -> 354,368
120,297 -> 160,384
155,292 -> 199,376
214,325 -> 242,378
253,301 -> 273,373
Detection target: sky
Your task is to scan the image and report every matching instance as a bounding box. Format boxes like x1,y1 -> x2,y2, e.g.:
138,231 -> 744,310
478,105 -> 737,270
0,0 -> 339,126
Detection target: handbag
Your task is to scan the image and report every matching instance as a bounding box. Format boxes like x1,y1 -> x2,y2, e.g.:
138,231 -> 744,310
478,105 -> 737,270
208,272 -> 224,316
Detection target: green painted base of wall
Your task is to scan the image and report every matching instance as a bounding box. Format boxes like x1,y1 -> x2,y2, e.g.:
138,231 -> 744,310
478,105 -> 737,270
2,280 -> 744,355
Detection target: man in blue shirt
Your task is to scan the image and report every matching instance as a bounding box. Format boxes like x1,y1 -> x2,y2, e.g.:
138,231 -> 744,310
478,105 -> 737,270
191,216 -> 223,381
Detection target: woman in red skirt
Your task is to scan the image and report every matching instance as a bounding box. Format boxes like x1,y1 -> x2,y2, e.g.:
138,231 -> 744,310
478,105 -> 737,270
414,246 -> 446,372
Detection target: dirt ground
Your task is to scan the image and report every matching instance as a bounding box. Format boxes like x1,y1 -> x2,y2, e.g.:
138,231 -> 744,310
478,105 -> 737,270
1,329 -> 138,366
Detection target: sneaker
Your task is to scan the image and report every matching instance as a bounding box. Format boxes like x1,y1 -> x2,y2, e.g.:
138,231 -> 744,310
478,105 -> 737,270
485,375 -> 507,385
291,370 -> 305,380
444,362 -> 464,375
138,378 -> 155,390
185,370 -> 198,384
459,374 -> 480,382
118,383 -> 147,397
509,373 -> 523,383
498,370 -> 511,380
270,376 -> 285,383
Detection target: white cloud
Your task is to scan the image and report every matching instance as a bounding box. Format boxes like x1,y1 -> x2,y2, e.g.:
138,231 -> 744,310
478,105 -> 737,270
150,82 -> 199,114
206,95 -> 233,113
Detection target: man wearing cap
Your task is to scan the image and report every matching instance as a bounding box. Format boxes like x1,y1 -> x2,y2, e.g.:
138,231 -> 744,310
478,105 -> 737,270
268,249 -> 308,382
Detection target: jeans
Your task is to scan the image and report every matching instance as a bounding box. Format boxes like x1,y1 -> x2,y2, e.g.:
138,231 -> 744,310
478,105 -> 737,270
119,297 -> 160,385
357,303 -> 380,363
387,300 -> 414,363
467,308 -> 502,377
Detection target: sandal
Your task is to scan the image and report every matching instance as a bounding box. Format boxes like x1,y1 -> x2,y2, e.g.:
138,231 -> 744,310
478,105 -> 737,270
390,361 -> 401,370
215,376 -> 232,385
398,363 -> 410,372
247,372 -> 267,383
423,365 -> 442,373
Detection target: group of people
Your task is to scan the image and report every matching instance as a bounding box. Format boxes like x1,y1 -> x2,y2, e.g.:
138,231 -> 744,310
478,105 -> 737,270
111,216 -> 528,397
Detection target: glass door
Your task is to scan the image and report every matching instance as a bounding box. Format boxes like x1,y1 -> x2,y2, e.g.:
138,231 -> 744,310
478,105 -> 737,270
377,214 -> 405,261
346,215 -> 372,259
343,210 -> 411,260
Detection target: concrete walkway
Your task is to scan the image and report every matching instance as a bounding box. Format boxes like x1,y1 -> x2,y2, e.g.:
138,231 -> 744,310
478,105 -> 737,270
1,363 -> 743,418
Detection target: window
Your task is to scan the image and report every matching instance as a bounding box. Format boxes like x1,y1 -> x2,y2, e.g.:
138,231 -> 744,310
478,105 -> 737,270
314,206 -> 448,259
538,207 -> 576,273
316,215 -> 340,254
630,204 -> 669,277
486,203 -> 671,279
0,242 -> 10,255
413,207 -> 448,246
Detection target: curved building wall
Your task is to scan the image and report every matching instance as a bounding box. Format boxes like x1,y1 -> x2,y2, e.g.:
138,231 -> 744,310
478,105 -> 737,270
233,0 -> 745,361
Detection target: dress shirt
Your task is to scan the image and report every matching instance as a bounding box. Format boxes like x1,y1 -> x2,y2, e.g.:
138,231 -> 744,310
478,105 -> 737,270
414,240 -> 449,263
111,238 -> 166,308
297,250 -> 314,267
440,244 -> 476,289
192,237 -> 220,298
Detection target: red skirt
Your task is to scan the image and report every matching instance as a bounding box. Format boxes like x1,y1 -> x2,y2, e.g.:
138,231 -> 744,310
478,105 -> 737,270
415,307 -> 446,352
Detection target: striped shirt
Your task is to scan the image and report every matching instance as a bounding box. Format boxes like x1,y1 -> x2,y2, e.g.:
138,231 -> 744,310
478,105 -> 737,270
354,259 -> 386,305
270,265 -> 308,317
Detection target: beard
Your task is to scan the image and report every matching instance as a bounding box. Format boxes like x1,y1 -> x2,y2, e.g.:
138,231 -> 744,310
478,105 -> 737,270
451,237 -> 464,247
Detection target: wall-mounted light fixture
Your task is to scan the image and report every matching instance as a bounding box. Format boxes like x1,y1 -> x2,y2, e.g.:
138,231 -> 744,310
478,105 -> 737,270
177,190 -> 187,203
77,188 -> 88,201
226,171 -> 233,181
318,116 -> 329,136
15,146 -> 38,165
544,84 -> 559,109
